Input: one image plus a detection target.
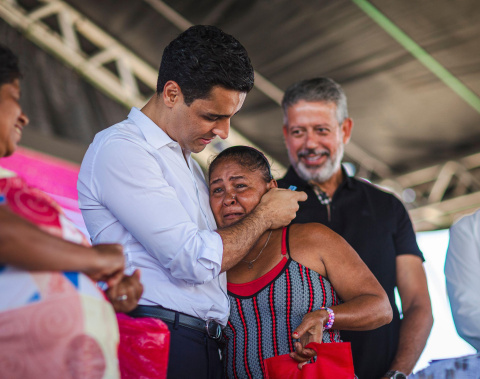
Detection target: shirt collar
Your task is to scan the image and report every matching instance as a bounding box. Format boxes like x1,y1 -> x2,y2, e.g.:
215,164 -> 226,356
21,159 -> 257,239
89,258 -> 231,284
341,165 -> 355,190
127,107 -> 179,150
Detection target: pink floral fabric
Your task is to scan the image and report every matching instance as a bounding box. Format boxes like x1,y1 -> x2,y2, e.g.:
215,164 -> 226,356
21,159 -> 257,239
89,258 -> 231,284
0,169 -> 120,379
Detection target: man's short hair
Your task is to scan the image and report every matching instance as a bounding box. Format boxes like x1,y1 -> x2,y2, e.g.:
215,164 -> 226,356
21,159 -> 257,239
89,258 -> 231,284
0,45 -> 21,87
282,77 -> 348,125
156,25 -> 254,106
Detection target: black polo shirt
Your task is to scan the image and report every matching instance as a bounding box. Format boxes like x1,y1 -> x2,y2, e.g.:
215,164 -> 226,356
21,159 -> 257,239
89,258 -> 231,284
278,166 -> 424,379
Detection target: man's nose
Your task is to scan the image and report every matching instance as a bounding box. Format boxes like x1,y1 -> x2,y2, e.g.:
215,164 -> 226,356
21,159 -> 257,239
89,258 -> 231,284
305,130 -> 317,149
213,119 -> 230,140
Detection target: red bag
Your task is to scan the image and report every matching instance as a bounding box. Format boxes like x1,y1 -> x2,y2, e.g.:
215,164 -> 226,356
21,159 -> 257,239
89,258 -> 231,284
116,313 -> 171,379
264,342 -> 355,379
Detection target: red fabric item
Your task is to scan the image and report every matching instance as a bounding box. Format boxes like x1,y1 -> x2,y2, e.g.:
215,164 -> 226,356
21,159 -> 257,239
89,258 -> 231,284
227,257 -> 288,296
264,342 -> 355,379
116,313 -> 170,379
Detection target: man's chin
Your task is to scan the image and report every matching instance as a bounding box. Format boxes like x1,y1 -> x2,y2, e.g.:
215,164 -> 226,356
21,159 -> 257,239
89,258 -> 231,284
295,162 -> 334,183
190,144 -> 207,154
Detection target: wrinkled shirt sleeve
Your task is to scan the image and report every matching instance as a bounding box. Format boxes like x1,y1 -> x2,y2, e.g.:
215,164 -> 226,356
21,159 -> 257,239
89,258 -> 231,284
90,137 -> 223,285
445,211 -> 480,351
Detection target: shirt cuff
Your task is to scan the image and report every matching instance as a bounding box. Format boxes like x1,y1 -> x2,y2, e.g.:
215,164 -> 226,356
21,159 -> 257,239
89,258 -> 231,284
196,229 -> 224,278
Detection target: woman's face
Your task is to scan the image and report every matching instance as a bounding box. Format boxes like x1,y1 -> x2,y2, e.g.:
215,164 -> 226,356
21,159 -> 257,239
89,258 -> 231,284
0,79 -> 29,158
209,159 -> 276,228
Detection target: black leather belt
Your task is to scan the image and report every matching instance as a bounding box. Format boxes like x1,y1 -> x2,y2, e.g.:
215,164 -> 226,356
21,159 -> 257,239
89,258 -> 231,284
129,305 -> 223,341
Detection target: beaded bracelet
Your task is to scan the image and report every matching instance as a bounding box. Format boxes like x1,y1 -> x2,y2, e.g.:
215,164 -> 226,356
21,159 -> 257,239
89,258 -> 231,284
318,307 -> 335,330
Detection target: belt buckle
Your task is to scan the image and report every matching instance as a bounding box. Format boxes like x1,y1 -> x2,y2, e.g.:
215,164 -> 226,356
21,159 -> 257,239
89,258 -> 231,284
205,319 -> 222,340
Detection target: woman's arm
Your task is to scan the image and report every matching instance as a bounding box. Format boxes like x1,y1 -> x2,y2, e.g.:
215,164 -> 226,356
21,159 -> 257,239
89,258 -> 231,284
289,223 -> 392,365
0,206 -> 125,287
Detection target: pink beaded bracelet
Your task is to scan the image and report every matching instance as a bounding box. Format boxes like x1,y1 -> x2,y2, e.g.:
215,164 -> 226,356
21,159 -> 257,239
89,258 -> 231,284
318,307 -> 335,330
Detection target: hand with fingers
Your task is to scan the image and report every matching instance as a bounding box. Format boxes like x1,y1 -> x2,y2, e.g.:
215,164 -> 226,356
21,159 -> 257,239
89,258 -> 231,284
257,188 -> 308,229
106,269 -> 143,313
289,309 -> 330,368
84,243 -> 125,287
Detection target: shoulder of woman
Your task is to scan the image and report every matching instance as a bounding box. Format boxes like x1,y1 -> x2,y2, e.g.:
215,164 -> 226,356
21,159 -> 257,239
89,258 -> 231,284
287,224 -> 346,263
289,223 -> 339,246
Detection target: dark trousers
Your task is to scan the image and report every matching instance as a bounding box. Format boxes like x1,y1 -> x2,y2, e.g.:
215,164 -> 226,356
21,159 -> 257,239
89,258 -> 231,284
163,320 -> 225,379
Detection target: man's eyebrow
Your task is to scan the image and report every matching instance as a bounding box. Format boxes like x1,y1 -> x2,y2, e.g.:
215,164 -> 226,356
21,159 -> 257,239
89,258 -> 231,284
290,123 -> 330,129
206,109 -> 242,119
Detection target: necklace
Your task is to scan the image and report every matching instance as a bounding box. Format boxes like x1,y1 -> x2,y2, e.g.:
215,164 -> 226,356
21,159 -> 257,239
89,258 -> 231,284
242,230 -> 273,269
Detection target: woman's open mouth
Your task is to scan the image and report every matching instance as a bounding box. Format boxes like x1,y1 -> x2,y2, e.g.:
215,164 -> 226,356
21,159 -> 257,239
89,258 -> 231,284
14,125 -> 23,135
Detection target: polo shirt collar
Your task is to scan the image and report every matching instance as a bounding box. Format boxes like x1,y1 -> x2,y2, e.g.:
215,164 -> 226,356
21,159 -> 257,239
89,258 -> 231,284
127,107 -> 179,150
341,165 -> 355,190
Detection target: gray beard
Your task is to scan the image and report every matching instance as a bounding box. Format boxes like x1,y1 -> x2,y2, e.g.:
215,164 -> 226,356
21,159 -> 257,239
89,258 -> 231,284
290,143 -> 344,184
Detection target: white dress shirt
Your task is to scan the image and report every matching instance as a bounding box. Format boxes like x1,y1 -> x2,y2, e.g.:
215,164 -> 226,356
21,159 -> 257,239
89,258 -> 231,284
78,107 -> 229,325
445,209 -> 480,351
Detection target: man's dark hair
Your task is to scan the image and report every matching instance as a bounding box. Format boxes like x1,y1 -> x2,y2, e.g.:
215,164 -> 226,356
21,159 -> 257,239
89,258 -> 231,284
282,77 -> 348,124
209,145 -> 273,183
157,25 -> 254,106
0,45 -> 21,86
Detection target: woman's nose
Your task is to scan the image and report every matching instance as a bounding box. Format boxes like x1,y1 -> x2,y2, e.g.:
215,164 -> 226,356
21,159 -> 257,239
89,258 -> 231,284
19,110 -> 29,126
223,193 -> 236,205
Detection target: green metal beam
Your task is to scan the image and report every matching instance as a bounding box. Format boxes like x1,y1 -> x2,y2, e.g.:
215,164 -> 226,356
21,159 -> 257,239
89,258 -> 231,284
352,0 -> 480,114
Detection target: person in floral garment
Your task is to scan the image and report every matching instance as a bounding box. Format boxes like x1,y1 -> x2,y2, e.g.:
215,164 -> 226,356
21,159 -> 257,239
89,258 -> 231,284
0,44 -> 143,379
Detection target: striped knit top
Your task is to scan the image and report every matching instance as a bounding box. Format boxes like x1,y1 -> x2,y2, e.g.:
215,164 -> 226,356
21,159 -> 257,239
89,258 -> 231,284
224,226 -> 342,379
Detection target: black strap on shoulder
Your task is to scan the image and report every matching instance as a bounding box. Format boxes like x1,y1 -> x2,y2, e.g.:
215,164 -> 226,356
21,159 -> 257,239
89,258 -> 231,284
285,224 -> 291,256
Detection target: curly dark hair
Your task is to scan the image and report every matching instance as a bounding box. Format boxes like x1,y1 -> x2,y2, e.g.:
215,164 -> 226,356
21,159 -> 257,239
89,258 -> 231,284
157,25 -> 254,105
0,45 -> 21,86
208,145 -> 273,184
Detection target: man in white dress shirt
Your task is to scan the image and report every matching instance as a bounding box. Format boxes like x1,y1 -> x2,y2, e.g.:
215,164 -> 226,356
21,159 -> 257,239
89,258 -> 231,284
445,209 -> 480,352
78,25 -> 306,378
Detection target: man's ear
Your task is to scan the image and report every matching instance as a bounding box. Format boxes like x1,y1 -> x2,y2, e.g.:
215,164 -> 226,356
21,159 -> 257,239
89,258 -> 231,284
163,81 -> 182,108
341,117 -> 353,144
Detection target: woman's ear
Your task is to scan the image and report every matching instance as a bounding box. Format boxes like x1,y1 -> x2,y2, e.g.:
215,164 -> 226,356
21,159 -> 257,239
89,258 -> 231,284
267,179 -> 278,190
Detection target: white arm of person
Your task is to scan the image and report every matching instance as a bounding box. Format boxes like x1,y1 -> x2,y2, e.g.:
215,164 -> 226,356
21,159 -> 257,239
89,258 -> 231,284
445,211 -> 480,351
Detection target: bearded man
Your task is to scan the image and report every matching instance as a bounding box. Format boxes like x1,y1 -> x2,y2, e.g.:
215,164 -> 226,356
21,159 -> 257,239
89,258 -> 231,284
278,77 -> 433,379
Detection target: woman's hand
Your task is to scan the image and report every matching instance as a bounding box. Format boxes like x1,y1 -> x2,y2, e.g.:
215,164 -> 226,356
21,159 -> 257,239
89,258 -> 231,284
106,269 -> 143,313
289,309 -> 328,368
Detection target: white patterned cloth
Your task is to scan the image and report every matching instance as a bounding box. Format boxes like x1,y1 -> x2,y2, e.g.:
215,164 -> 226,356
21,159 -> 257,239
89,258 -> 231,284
411,354 -> 480,379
